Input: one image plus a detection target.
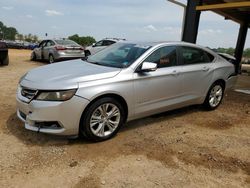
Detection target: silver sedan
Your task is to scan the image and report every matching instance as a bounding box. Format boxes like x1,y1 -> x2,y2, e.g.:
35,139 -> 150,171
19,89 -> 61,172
17,41 -> 237,141
31,39 -> 85,63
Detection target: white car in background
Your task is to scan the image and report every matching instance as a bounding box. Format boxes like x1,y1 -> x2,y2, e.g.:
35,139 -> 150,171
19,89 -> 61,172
84,38 -> 125,56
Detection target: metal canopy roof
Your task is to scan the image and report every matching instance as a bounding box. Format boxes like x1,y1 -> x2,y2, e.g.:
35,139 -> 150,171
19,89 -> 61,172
196,0 -> 250,27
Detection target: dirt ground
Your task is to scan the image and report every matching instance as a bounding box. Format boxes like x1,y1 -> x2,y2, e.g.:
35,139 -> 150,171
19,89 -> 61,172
0,49 -> 249,188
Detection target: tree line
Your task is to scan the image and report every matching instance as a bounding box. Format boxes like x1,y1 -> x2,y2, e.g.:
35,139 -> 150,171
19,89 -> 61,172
0,21 -> 39,43
214,47 -> 250,58
68,34 -> 96,46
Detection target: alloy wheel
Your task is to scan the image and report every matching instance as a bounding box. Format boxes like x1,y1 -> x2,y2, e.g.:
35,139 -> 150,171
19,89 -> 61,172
209,85 -> 223,108
89,103 -> 121,137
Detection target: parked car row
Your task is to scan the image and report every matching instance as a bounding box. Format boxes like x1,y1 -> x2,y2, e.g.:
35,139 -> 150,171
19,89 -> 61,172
17,41 -> 237,141
3,40 -> 38,50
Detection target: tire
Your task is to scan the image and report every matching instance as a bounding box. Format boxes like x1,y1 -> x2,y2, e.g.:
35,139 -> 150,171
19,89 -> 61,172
84,50 -> 91,57
30,52 -> 36,61
203,82 -> 224,110
2,56 -> 9,66
80,97 -> 125,142
49,54 -> 55,64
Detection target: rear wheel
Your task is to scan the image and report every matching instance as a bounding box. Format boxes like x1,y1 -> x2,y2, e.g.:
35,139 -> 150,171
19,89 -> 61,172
203,82 -> 224,110
49,54 -> 55,63
80,97 -> 125,142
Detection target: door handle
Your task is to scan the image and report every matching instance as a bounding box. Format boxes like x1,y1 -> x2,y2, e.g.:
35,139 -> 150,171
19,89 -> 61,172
202,67 -> 210,72
171,70 -> 179,76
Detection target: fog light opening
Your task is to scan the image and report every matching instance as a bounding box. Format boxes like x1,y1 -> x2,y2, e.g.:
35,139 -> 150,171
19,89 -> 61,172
35,122 -> 62,129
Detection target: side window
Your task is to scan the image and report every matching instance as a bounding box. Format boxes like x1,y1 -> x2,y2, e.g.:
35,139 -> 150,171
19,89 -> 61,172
95,40 -> 103,47
205,51 -> 215,62
39,41 -> 46,48
103,40 -> 116,46
180,47 -> 212,65
46,41 -> 54,47
50,41 -> 55,46
144,46 -> 177,68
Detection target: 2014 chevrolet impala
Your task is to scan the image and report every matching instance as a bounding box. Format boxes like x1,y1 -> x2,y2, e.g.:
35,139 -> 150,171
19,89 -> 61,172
17,42 -> 237,141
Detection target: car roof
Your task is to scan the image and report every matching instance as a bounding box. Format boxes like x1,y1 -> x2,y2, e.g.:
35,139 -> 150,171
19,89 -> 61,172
115,41 -> 218,56
117,40 -> 210,49
103,38 -> 126,42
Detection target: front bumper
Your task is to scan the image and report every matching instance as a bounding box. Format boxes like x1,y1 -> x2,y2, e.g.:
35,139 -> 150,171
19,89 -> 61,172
16,91 -> 90,136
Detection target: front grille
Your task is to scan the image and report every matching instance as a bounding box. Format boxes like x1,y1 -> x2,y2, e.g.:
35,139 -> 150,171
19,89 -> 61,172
21,87 -> 37,100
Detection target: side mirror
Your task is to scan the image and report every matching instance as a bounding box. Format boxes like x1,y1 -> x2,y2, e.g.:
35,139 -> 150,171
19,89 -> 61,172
139,62 -> 157,72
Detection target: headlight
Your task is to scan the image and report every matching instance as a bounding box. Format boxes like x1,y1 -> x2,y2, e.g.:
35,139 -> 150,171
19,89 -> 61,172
36,89 -> 77,101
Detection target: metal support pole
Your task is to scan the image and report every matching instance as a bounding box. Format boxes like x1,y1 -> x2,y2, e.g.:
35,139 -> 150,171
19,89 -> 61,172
182,0 -> 202,43
235,22 -> 248,74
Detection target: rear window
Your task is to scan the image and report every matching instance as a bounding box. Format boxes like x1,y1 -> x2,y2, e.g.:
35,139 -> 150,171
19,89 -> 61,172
180,46 -> 214,65
55,40 -> 78,46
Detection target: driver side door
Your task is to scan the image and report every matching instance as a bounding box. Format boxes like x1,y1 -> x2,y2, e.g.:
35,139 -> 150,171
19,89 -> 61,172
34,40 -> 47,60
133,45 -> 182,118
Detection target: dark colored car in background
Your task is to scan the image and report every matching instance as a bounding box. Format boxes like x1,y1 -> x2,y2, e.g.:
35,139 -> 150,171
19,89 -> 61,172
0,41 -> 9,66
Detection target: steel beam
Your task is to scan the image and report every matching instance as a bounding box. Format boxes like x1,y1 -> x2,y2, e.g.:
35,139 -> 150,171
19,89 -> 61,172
235,22 -> 248,74
196,1 -> 250,11
182,0 -> 201,43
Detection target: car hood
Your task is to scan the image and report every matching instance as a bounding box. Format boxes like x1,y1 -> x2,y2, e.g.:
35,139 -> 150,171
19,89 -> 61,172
21,59 -> 121,90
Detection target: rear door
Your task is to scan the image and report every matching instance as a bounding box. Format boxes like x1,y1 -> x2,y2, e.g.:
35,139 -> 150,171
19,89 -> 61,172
178,46 -> 215,100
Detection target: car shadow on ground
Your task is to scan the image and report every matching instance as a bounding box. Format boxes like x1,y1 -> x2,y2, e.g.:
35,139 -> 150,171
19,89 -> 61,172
6,105 -> 204,146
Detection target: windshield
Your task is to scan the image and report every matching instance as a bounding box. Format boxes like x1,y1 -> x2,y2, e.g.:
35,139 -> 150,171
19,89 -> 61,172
87,43 -> 151,68
55,40 -> 78,46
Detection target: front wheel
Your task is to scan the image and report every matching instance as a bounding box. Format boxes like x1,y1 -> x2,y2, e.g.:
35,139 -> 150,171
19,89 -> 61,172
203,82 -> 224,110
49,54 -> 55,63
80,97 -> 125,142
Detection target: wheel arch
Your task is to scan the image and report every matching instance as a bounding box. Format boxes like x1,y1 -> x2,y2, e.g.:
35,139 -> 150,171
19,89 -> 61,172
79,93 -> 129,130
212,79 -> 226,89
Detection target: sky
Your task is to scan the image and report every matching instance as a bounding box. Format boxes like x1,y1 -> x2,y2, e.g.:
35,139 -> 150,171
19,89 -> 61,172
0,0 -> 249,48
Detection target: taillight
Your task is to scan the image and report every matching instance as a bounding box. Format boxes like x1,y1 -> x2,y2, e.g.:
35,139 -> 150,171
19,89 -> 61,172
55,45 -> 66,50
80,47 -> 84,50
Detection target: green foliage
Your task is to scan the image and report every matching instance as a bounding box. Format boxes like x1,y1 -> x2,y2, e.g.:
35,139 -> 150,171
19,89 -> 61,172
215,47 -> 235,56
23,33 -> 38,43
68,34 -> 96,46
0,21 -> 39,43
243,48 -> 250,58
214,47 -> 250,58
0,21 -> 18,40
